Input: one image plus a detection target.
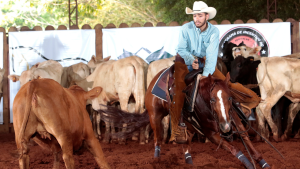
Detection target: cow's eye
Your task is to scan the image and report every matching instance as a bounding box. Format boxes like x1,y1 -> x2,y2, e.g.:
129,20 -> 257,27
238,64 -> 242,67
244,48 -> 246,51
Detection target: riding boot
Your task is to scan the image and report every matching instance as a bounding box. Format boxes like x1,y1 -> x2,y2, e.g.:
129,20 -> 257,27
168,55 -> 189,144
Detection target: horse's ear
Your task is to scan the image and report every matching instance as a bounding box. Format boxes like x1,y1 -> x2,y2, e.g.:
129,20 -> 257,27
224,72 -> 230,84
208,74 -> 213,83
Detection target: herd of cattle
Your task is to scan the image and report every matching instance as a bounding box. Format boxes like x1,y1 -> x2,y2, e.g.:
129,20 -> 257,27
2,42 -> 300,168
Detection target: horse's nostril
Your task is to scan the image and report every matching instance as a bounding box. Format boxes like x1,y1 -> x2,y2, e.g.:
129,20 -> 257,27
224,123 -> 230,130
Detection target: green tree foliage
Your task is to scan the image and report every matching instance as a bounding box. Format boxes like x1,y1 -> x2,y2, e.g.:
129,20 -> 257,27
0,0 -> 163,30
150,0 -> 300,24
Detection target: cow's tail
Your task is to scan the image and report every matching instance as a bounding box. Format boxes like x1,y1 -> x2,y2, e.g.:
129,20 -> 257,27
18,81 -> 36,158
99,105 -> 149,139
256,57 -> 268,87
131,58 -> 146,114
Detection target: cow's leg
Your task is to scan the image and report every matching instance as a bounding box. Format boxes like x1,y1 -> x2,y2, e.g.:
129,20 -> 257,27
85,130 -> 111,169
119,93 -> 131,144
56,137 -> 75,169
110,122 -> 118,143
281,103 -> 300,141
259,90 -> 285,142
32,135 -> 61,169
145,124 -> 151,144
96,110 -> 102,140
255,106 -> 267,142
294,128 -> 300,139
103,121 -> 111,144
162,115 -> 170,144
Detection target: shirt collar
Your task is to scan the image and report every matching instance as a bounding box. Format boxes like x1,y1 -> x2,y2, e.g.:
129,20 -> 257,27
192,21 -> 210,35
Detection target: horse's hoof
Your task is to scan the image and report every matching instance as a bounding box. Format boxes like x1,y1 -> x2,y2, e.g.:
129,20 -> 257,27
132,136 -> 138,141
185,153 -> 193,165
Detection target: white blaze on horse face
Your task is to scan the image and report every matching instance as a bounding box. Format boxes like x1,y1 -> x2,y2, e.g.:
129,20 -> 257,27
217,90 -> 227,122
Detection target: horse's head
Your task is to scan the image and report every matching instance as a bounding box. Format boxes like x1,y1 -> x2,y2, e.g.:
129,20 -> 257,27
201,73 -> 233,133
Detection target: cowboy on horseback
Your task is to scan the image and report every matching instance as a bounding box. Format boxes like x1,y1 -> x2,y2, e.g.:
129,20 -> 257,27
170,1 -> 261,144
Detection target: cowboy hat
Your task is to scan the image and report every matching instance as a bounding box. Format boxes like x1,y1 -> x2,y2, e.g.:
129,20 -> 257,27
186,1 -> 216,20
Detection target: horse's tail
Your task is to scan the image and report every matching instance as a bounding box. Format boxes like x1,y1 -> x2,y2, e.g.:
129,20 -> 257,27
99,105 -> 149,139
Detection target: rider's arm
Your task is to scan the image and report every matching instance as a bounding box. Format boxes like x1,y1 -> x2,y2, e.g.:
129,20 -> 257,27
176,25 -> 195,65
203,29 -> 219,76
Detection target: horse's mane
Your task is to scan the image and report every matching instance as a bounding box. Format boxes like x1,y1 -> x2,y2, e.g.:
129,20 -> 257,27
199,76 -> 230,105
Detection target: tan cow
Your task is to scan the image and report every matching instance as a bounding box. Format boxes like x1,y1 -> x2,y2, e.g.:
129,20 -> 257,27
256,56 -> 300,142
13,79 -> 110,169
76,56 -> 148,144
8,60 -> 63,86
61,62 -> 91,88
232,45 -> 261,61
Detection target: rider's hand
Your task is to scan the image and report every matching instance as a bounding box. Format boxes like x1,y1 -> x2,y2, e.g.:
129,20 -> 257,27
192,59 -> 199,70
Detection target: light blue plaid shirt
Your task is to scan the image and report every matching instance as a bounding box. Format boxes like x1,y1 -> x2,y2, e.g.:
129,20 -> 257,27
176,21 -> 220,76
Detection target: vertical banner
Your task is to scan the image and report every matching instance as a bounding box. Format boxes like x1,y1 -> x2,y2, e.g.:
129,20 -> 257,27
103,22 -> 291,62
0,32 -> 3,124
9,30 -> 95,123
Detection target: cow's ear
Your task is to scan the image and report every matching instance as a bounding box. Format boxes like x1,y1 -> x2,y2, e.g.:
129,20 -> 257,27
224,72 -> 230,85
255,46 -> 262,54
8,75 -> 20,82
85,87 -> 103,100
90,55 -> 96,63
103,56 -> 111,62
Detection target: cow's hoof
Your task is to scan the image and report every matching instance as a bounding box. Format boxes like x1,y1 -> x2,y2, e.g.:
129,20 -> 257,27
253,135 -> 262,142
272,134 -> 280,142
145,140 -> 148,144
118,141 -> 126,145
102,138 -> 110,144
132,136 -> 138,141
98,136 -> 102,140
281,134 -> 288,141
294,133 -> 300,139
139,141 -> 145,145
111,139 -> 118,144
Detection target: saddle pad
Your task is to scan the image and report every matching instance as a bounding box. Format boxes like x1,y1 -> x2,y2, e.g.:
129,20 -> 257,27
151,68 -> 170,101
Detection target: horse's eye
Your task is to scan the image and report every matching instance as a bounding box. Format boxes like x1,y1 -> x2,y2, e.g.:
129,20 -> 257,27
228,97 -> 232,101
238,64 -> 242,68
210,98 -> 216,103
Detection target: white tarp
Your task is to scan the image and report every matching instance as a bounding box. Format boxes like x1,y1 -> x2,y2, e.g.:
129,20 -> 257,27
9,30 -> 95,123
0,32 -> 3,124
103,22 -> 291,63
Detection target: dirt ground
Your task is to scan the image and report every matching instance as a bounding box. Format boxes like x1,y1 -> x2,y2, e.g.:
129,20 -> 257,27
0,132 -> 299,169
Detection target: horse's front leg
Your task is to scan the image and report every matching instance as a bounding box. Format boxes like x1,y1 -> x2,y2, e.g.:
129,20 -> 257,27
207,131 -> 255,169
231,111 -> 271,169
181,126 -> 195,165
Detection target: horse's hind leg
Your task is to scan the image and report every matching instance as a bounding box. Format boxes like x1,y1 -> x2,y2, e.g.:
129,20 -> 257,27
149,110 -> 165,158
231,111 -> 271,169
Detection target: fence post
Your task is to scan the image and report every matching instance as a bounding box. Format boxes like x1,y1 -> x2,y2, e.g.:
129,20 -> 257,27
291,21 -> 300,54
94,24 -> 103,60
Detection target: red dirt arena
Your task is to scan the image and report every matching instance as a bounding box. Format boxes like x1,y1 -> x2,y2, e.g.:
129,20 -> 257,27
0,132 -> 299,169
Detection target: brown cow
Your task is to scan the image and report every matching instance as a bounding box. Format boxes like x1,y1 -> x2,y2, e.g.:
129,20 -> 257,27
13,79 -> 110,169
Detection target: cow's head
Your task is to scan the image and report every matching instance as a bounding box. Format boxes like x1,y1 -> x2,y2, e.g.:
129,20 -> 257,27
230,56 -> 255,83
87,55 -> 111,71
68,85 -> 103,107
8,70 -> 32,86
232,45 -> 261,60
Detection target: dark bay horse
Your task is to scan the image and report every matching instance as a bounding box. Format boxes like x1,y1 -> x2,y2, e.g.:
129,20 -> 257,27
100,71 -> 272,169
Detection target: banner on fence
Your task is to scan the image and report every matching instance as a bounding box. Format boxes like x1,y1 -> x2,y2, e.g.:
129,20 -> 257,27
9,30 -> 95,123
103,22 -> 291,63
0,32 -> 3,124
